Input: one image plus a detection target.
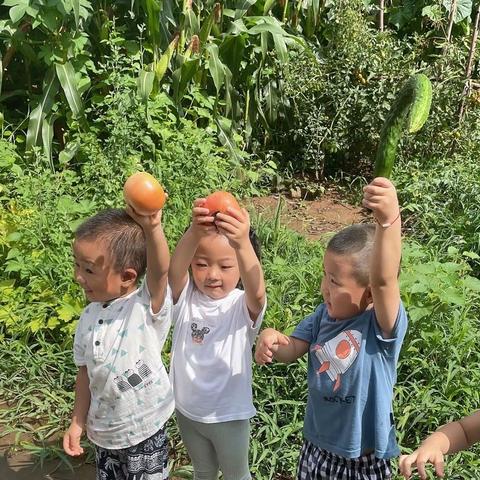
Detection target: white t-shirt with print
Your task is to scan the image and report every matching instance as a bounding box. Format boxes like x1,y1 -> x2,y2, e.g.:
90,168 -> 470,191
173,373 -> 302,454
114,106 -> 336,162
170,277 -> 266,423
74,282 -> 174,449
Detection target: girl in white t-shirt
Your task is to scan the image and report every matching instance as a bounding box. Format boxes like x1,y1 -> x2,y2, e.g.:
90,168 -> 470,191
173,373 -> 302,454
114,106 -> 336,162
169,197 -> 267,480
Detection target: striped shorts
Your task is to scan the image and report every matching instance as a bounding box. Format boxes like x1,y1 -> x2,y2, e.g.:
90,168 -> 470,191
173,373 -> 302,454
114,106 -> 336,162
297,440 -> 392,480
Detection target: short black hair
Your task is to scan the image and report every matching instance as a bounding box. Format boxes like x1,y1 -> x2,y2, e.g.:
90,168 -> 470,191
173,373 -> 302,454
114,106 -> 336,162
75,209 -> 146,277
326,224 -> 376,286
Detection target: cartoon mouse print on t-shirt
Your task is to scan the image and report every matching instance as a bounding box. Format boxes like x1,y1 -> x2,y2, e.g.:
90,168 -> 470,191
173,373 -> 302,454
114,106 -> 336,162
191,322 -> 210,344
311,330 -> 361,392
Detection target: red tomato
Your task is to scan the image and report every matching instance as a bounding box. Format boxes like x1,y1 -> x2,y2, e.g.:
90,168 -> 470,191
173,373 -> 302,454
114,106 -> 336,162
123,172 -> 166,215
204,191 -> 240,215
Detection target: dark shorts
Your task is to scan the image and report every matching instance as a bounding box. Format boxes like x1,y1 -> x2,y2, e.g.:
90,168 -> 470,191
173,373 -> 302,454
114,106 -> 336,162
95,427 -> 169,480
297,440 -> 392,480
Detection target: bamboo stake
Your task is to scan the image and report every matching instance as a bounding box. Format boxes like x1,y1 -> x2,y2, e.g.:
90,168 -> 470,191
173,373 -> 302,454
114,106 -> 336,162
458,6 -> 480,123
446,0 -> 458,43
379,0 -> 384,32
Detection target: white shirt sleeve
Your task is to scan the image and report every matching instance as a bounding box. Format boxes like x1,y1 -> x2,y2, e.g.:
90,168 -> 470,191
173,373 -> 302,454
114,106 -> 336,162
73,311 -> 88,366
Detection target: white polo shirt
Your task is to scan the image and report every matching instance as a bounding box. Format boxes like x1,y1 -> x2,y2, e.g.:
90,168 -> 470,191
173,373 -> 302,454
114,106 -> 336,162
170,277 -> 266,423
74,282 -> 174,449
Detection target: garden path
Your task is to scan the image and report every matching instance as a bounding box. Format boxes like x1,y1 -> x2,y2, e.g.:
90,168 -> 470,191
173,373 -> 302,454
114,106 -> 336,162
0,191 -> 366,480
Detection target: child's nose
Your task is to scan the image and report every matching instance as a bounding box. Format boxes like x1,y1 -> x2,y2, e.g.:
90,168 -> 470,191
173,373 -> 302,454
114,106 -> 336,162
74,270 -> 85,285
206,267 -> 220,280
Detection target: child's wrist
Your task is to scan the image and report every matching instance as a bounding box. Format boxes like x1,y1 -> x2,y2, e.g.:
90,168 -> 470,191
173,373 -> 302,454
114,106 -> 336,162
374,210 -> 401,228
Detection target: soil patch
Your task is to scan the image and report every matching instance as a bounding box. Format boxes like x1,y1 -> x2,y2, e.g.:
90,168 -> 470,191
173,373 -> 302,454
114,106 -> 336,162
247,191 -> 367,240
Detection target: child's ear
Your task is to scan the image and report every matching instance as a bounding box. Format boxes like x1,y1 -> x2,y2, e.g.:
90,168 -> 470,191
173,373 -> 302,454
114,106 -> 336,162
121,268 -> 138,286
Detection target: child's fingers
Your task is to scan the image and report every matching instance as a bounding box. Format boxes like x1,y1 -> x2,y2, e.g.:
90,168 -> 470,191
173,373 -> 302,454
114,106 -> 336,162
398,453 -> 415,479
277,333 -> 290,346
193,206 -> 211,217
193,198 -> 207,207
215,218 -> 238,234
255,349 -> 273,365
415,454 -> 434,480
224,206 -> 248,222
433,454 -> 445,478
370,177 -> 393,188
63,433 -> 73,456
63,432 -> 83,456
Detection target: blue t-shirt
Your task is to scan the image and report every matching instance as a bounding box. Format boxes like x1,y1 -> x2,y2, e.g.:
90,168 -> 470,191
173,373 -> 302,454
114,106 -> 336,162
292,303 -> 407,459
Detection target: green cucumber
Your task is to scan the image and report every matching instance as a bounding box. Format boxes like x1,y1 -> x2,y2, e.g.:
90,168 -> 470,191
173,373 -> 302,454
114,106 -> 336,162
374,73 -> 432,178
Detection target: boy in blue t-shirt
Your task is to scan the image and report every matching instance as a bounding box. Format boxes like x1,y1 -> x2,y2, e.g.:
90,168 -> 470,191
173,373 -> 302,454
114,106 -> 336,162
255,177 -> 406,479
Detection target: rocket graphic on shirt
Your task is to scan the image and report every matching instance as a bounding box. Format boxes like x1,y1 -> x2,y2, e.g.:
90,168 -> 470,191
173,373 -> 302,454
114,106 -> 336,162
312,330 -> 361,392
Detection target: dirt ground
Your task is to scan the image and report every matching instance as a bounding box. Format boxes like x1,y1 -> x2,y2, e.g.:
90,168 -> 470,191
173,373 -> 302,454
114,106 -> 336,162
248,191 -> 366,239
0,192 -> 366,479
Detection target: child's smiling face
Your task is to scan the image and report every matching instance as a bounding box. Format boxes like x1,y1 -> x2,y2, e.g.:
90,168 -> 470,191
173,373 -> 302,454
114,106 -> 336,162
191,233 -> 240,300
321,250 -> 372,320
73,239 -> 137,302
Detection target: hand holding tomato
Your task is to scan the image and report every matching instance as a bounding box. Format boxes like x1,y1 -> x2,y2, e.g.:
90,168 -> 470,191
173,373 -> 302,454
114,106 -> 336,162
189,198 -> 216,238
204,191 -> 241,216
214,207 -> 251,251
123,172 -> 166,216
125,204 -> 163,232
189,192 -> 243,241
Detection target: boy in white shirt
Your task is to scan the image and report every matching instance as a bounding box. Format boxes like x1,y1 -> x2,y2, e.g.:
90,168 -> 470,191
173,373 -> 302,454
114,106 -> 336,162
63,207 -> 173,480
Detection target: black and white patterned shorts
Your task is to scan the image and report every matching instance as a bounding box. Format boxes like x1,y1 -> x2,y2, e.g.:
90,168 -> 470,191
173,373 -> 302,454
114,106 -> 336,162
297,440 -> 392,480
95,427 -> 169,480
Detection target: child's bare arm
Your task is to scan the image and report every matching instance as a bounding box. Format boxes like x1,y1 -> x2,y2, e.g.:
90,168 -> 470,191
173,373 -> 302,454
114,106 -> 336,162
169,199 -> 215,303
126,207 -> 169,314
399,410 -> 480,479
363,177 -> 401,337
216,208 -> 266,320
255,328 -> 310,364
63,366 -> 90,456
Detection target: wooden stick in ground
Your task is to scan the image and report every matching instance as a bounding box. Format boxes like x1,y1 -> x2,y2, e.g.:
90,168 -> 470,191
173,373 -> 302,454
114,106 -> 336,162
379,0 -> 384,32
458,6 -> 480,123
445,0 -> 458,44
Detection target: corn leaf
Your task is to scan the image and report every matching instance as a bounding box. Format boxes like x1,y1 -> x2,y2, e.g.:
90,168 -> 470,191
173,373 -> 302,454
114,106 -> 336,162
219,34 -> 245,75
199,7 -> 215,45
234,0 -> 256,19
26,68 -> 59,152
55,62 -> 84,118
172,58 -> 200,104
272,33 -> 287,63
263,0 -> 276,15
137,70 -> 155,103
72,0 -> 80,29
41,113 -> 57,167
206,44 -> 225,94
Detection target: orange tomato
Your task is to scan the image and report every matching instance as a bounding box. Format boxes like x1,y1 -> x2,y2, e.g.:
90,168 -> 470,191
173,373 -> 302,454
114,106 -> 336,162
123,172 -> 166,215
204,191 -> 241,216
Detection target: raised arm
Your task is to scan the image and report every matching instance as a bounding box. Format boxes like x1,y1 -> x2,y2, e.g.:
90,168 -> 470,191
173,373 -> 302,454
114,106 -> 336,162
169,199 -> 215,303
215,208 -> 265,320
126,206 -> 169,314
362,177 -> 401,337
399,410 -> 480,479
